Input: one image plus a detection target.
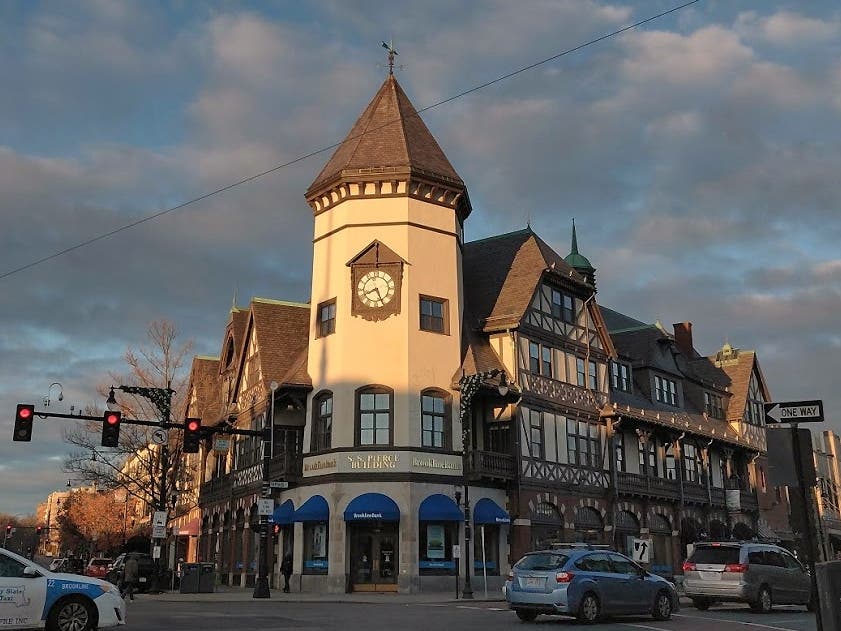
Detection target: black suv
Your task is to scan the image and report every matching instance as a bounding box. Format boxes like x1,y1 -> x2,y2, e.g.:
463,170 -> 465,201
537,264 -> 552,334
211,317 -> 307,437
106,552 -> 156,591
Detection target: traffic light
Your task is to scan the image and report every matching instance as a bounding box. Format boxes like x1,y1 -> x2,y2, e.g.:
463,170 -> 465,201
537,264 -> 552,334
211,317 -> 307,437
101,410 -> 121,447
5,524 -> 11,538
13,404 -> 34,441
183,418 -> 201,453
273,523 -> 280,537
36,525 -> 42,537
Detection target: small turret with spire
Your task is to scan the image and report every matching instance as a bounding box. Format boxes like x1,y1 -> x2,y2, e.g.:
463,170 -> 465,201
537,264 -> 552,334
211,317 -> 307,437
564,219 -> 596,289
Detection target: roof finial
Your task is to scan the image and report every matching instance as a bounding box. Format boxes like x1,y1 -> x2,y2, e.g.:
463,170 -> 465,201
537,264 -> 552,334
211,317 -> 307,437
231,285 -> 238,311
381,39 -> 398,75
571,218 -> 580,255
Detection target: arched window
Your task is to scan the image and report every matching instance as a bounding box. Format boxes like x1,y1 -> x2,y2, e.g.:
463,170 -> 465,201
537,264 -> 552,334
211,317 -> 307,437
312,391 -> 333,452
615,510 -> 640,534
421,389 -> 450,450
356,386 -> 393,446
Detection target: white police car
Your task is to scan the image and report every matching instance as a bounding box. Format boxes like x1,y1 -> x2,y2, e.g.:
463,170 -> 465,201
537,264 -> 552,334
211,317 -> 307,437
0,547 -> 125,630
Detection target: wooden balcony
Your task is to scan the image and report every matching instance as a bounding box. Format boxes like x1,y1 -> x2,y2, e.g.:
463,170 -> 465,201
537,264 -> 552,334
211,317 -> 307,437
521,373 -> 609,410
710,487 -> 726,506
199,452 -> 302,507
740,490 -> 759,512
684,482 -> 709,505
468,450 -> 516,481
617,471 -> 680,501
522,459 -> 610,491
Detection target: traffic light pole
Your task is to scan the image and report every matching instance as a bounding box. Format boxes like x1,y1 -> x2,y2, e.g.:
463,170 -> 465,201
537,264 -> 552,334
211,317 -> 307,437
253,419 -> 272,599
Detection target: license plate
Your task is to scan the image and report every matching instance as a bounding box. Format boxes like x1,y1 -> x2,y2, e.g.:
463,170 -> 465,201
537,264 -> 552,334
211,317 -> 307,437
700,571 -> 720,580
138,577 -> 147,583
525,577 -> 544,588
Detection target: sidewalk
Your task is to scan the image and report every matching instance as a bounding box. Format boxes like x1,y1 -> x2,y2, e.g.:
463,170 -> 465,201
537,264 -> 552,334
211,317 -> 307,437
141,586 -> 504,604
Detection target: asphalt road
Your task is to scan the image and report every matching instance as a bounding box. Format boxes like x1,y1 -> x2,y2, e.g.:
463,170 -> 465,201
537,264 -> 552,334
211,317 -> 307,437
124,599 -> 817,631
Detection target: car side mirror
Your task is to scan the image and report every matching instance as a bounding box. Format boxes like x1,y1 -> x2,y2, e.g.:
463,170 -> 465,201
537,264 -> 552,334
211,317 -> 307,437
23,567 -> 40,578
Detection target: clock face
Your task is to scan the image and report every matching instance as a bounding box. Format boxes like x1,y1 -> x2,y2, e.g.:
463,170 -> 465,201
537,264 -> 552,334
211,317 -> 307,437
357,270 -> 396,308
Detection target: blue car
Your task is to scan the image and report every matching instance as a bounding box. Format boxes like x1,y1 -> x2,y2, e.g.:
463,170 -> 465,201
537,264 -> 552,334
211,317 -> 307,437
504,548 -> 679,623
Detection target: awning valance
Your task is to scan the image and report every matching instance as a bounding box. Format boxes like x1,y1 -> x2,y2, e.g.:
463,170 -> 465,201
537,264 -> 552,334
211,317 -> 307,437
293,495 -> 329,522
473,498 -> 510,525
176,518 -> 200,537
270,499 -> 295,526
419,494 -> 463,522
344,493 -> 400,522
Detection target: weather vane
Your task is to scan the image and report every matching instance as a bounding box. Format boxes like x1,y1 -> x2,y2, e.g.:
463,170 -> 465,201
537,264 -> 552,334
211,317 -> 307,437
381,39 -> 399,75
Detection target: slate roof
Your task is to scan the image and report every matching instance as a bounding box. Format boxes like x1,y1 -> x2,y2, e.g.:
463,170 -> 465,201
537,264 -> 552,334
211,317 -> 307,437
186,356 -> 224,423
306,74 -> 465,200
248,298 -> 312,392
462,228 -> 590,332
708,348 -> 770,423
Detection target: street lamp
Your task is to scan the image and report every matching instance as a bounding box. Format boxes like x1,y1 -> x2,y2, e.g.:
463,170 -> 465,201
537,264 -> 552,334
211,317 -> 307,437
44,382 -> 64,407
458,368 -> 510,600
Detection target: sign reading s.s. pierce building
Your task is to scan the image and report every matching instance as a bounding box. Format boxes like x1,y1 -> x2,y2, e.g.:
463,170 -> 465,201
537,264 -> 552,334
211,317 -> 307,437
302,451 -> 463,477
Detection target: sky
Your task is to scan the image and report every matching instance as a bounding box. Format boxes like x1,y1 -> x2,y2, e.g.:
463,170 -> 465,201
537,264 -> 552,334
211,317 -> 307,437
1,0 -> 840,516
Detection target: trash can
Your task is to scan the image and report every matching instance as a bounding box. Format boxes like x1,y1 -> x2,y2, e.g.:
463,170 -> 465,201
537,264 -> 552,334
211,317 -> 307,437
179,563 -> 201,594
198,563 -> 216,593
816,560 -> 841,631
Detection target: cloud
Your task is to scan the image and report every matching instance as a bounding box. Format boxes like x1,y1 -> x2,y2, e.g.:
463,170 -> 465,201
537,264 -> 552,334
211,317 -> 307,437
736,10 -> 841,47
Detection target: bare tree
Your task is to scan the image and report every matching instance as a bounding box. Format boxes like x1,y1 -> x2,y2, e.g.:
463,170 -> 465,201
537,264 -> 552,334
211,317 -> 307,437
63,320 -> 196,520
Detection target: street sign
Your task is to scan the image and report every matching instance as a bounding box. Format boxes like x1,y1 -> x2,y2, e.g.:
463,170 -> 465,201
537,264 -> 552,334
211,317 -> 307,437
257,499 -> 274,516
152,525 -> 166,539
452,544 -> 461,559
767,426 -> 817,487
152,511 -> 168,527
213,438 -> 230,453
269,481 -> 289,489
152,545 -> 161,559
764,400 -> 824,424
151,429 -> 168,445
631,538 -> 650,564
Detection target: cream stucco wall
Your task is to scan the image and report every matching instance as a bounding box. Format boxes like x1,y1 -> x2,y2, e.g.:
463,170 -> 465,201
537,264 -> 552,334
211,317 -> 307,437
306,194 -> 464,452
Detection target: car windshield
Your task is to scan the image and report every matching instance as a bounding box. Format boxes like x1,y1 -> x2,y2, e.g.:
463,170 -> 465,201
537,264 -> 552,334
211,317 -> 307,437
689,546 -> 740,565
515,553 -> 569,571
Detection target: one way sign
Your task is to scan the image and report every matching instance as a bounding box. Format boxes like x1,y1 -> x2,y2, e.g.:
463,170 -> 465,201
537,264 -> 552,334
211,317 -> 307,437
764,400 -> 824,425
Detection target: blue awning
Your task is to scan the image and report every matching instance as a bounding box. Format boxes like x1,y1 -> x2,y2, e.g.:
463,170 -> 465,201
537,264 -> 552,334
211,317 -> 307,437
344,493 -> 400,522
419,494 -> 463,522
293,495 -> 329,522
473,498 -> 511,525
270,499 -> 294,525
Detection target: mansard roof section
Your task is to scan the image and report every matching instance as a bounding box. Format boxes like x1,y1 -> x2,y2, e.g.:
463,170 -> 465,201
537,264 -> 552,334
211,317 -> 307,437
306,75 -> 467,205
185,356 -> 223,423
463,228 -> 592,333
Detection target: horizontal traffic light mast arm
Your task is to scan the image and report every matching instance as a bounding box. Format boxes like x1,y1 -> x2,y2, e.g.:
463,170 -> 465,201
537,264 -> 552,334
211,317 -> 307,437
20,407 -> 265,436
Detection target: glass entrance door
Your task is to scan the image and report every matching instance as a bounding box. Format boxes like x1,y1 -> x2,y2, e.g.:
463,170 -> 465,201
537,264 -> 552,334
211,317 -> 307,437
349,523 -> 398,591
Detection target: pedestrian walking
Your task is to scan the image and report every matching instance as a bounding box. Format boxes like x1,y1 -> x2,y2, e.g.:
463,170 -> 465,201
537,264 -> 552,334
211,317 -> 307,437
281,551 -> 293,593
121,554 -> 139,601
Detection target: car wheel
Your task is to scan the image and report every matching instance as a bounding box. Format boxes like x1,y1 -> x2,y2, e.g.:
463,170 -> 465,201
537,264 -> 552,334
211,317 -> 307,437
652,591 -> 673,620
47,596 -> 96,631
692,598 -> 711,611
515,609 -> 538,622
751,586 -> 772,614
577,592 -> 600,624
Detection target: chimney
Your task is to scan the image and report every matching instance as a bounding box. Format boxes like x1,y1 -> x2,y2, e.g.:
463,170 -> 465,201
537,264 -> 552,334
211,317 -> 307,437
673,322 -> 694,357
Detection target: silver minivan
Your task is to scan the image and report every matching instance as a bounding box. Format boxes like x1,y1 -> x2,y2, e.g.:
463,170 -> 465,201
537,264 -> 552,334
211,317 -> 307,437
682,542 -> 813,613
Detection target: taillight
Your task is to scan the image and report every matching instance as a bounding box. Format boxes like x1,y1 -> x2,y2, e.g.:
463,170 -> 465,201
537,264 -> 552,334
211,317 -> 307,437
555,571 -> 574,583
725,563 -> 748,573
507,571 -> 514,582
682,561 -> 696,572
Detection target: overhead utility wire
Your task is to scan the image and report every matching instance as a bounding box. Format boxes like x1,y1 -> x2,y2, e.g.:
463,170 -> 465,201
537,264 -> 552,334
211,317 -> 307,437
0,0 -> 700,281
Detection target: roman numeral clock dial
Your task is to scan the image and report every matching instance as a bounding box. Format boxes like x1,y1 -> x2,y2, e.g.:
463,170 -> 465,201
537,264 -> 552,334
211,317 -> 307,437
357,270 -> 395,308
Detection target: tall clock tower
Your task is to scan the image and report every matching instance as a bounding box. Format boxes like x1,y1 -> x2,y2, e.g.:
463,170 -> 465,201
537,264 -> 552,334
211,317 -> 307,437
304,72 -> 471,452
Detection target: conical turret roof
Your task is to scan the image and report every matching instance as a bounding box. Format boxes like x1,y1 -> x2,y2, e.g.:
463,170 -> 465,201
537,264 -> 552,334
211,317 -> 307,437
306,75 -> 466,202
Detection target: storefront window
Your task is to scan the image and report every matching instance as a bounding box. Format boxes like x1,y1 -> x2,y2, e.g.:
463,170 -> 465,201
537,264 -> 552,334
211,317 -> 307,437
303,522 -> 328,574
473,525 -> 500,575
418,522 -> 457,575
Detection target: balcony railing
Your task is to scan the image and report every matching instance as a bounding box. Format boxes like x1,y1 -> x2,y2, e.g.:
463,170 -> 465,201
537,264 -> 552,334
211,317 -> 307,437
684,482 -> 709,504
740,490 -> 758,512
617,472 -> 680,501
522,459 -> 610,490
199,452 -> 302,506
710,487 -> 726,506
521,373 -> 609,409
468,450 -> 515,480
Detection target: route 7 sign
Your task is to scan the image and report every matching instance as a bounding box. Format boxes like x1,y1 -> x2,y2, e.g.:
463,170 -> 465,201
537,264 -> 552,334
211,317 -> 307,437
631,538 -> 650,564
764,400 -> 823,424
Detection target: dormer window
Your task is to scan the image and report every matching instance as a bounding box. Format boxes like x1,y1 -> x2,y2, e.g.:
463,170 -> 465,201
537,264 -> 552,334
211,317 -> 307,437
704,392 -> 724,420
654,375 -> 678,406
224,337 -> 235,368
611,361 -> 631,393
550,288 -> 575,323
